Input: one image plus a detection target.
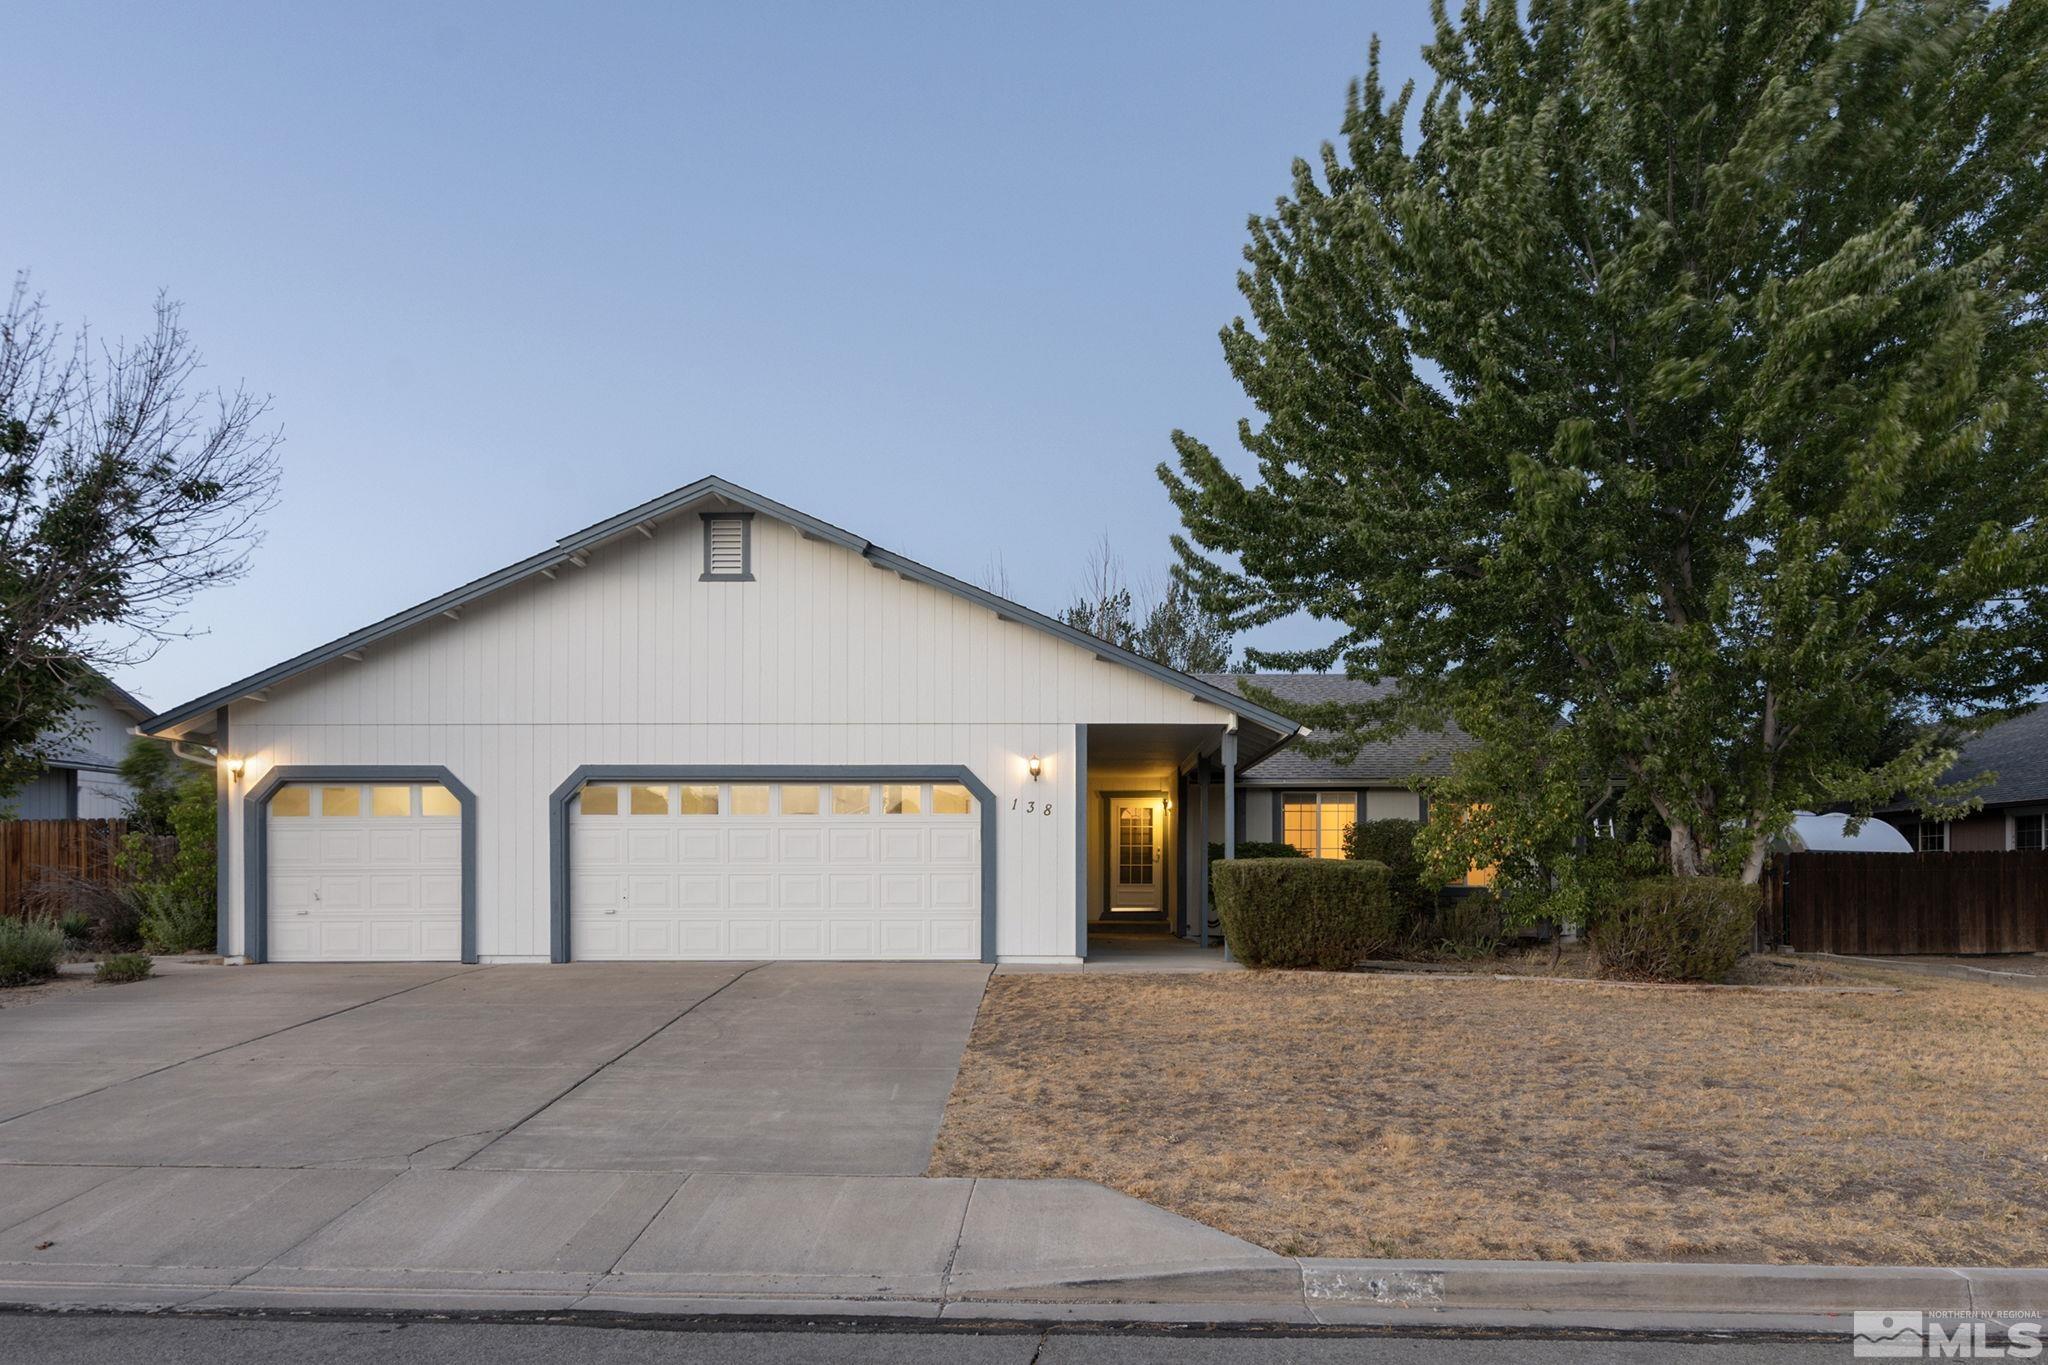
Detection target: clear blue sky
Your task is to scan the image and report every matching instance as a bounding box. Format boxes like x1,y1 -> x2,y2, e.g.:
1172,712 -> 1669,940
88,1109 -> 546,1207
11,1 -> 1437,711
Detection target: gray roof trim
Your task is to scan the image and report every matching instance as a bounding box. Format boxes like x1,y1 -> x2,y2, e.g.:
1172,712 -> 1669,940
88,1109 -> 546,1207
98,680 -> 153,724
140,474 -> 1302,745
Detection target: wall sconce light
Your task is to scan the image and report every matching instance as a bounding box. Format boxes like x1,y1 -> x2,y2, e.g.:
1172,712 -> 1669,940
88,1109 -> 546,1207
1027,756 -> 1042,781
224,756 -> 244,782
1163,798 -> 1174,811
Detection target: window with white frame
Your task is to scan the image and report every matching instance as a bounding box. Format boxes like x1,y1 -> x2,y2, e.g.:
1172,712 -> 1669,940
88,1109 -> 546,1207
1906,819 -> 1949,852
701,513 -> 752,581
2015,813 -> 2046,850
1281,791 -> 1359,859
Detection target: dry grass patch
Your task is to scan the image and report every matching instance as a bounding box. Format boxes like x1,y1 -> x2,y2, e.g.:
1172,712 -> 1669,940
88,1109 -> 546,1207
929,969 -> 2048,1265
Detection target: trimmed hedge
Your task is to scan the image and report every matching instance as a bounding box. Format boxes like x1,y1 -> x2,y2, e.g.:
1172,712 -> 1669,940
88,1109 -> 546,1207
1212,858 -> 1399,969
1342,818 -> 1433,924
1586,877 -> 1758,983
1204,841 -> 1305,906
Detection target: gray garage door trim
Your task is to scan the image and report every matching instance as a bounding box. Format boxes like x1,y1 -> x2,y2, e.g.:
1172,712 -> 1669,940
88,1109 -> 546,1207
243,765 -> 479,964
548,764 -> 998,965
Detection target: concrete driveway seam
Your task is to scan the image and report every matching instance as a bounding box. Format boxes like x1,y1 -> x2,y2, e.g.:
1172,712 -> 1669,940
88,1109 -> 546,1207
599,1173 -> 696,1279
0,966 -> 484,1133
219,1169 -> 410,1278
454,964 -> 766,1170
935,1176 -> 978,1306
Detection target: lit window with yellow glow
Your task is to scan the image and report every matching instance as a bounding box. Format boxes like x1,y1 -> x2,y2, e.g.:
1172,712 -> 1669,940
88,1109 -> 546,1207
1281,792 -> 1358,858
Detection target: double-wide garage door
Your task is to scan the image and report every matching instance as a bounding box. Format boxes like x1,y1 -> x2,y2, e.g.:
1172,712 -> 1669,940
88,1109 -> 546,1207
568,779 -> 981,960
266,781 -> 463,962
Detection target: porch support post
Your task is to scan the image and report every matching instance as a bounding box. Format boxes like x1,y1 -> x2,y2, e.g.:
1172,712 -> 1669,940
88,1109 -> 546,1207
1222,730 -> 1237,963
1197,761 -> 1211,947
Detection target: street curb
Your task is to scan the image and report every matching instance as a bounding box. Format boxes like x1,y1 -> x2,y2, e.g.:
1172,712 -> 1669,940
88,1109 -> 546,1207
8,1257 -> 2041,1330
1294,1258 -> 2048,1317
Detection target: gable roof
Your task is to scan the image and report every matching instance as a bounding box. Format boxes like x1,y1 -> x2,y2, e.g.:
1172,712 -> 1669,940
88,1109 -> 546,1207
139,475 -> 1303,754
1197,674 -> 1472,786
1880,705 -> 2048,813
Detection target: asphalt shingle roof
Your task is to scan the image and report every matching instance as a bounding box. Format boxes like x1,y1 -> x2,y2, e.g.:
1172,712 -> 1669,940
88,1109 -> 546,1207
1888,705 -> 2048,811
1197,674 -> 1473,786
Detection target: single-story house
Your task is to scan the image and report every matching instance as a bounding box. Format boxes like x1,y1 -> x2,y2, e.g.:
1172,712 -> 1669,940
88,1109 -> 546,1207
1879,706 -> 2048,852
5,681 -> 152,821
138,476 -> 1474,966
1078,672 -> 1476,937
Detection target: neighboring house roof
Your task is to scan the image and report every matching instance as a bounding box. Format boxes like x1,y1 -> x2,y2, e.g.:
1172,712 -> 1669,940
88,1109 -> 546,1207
41,678 -> 154,773
1881,705 -> 2048,813
138,476 -> 1304,756
1197,674 -> 1472,786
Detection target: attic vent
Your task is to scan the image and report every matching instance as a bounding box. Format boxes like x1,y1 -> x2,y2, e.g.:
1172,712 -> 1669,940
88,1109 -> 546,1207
701,513 -> 753,581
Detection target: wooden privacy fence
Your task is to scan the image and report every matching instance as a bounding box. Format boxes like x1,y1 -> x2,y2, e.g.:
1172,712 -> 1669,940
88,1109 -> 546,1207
1763,851 -> 2048,955
0,819 -> 129,920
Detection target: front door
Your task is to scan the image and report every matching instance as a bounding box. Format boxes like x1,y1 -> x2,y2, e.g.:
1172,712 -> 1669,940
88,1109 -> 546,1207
1109,797 -> 1164,912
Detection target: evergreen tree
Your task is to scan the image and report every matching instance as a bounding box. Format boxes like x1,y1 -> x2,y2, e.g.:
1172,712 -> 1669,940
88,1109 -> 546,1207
1137,577 -> 1234,674
1162,0 -> 2047,882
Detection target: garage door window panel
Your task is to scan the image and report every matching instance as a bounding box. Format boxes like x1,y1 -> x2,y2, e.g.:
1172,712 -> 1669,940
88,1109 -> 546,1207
631,784 -> 671,815
421,784 -> 461,818
272,786 -> 310,817
320,786 -> 361,817
578,784 -> 619,816
566,770 -> 981,961
371,785 -> 412,817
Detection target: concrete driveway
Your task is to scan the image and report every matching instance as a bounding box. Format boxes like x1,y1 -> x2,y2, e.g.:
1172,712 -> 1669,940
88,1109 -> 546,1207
0,960 -> 1293,1316
0,961 -> 990,1174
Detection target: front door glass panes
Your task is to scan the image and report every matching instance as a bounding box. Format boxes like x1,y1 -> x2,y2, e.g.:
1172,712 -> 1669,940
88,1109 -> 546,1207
1118,806 -> 1155,885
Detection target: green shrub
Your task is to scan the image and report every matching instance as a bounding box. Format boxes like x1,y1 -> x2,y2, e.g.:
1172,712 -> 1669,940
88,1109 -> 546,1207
1204,842 -> 1306,906
132,883 -> 215,954
0,918 -> 67,987
1409,894 -> 1505,958
1586,877 -> 1758,983
58,910 -> 94,945
1212,858 -> 1400,969
1343,819 -> 1435,925
95,953 -> 154,984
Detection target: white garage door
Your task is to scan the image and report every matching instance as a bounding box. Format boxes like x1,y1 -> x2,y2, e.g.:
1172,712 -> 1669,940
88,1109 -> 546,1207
569,779 -> 980,960
267,782 -> 463,962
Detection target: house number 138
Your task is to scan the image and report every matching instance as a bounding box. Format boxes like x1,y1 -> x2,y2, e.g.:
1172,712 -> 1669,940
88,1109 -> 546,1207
1012,798 -> 1053,816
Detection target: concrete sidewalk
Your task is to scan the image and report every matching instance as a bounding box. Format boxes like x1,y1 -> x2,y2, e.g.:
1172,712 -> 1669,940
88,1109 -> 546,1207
0,1167 -> 1281,1316
1,1161 -> 2041,1332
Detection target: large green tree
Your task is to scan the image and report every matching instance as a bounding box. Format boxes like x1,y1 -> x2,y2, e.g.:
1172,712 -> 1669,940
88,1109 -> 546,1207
1162,0 -> 2047,882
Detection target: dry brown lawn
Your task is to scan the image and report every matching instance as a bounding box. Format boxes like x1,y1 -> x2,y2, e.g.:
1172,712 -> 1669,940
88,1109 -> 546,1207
929,967 -> 2048,1265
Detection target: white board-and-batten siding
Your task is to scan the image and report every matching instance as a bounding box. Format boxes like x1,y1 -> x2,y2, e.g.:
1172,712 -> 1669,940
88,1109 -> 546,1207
223,513 -> 1234,960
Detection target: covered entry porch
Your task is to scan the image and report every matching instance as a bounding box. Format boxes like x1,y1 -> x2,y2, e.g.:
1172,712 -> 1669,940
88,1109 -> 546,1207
1076,718 -> 1294,961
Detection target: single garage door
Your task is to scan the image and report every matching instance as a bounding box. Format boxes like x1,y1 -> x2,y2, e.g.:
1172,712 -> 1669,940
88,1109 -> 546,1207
569,779 -> 980,960
267,781 -> 463,961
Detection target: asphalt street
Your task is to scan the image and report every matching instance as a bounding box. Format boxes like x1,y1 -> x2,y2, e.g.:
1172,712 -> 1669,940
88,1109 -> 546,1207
0,1312 -> 1856,1363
